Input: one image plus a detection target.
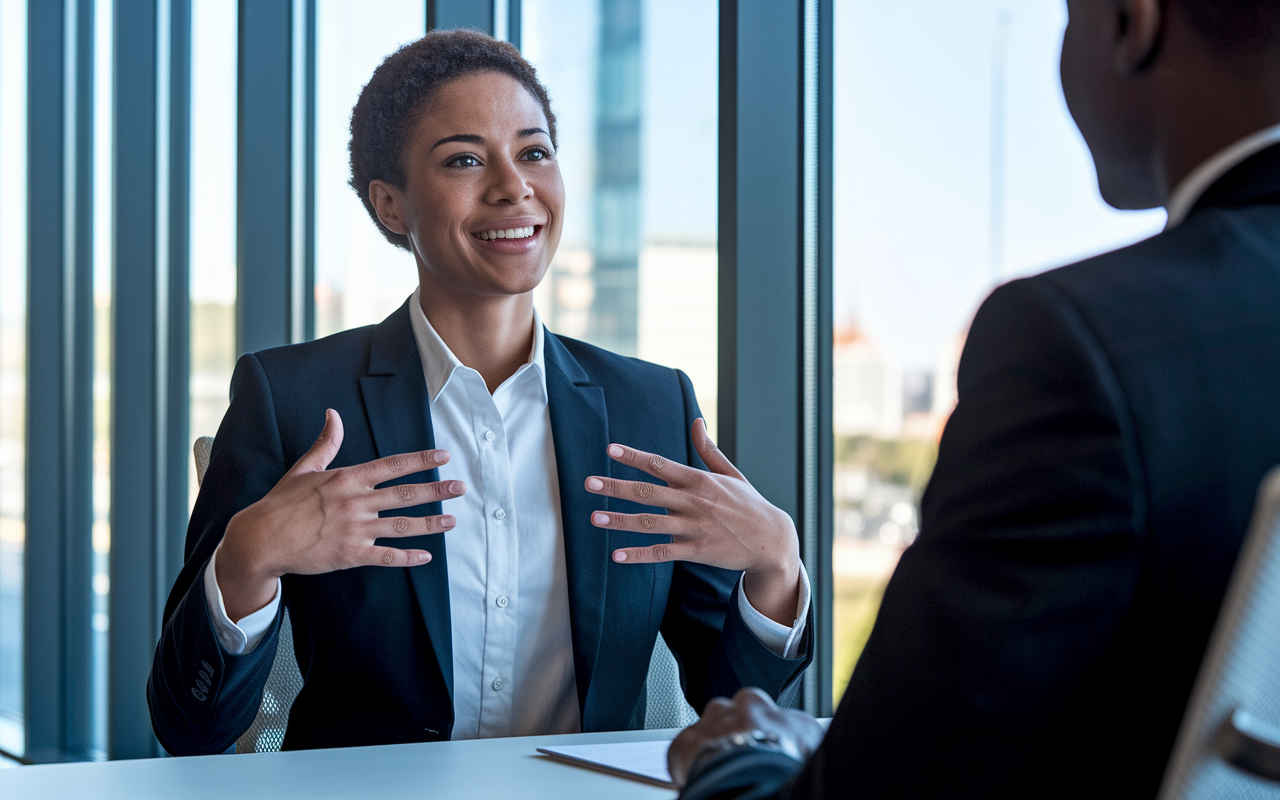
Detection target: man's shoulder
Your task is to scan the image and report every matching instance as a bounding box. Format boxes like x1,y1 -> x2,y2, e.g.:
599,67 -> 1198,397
1005,208 -> 1280,355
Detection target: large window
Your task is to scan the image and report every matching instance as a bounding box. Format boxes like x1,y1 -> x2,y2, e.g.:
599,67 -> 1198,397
313,0 -> 425,338
522,0 -> 719,429
188,0 -> 238,492
0,0 -> 28,762
829,0 -> 1165,702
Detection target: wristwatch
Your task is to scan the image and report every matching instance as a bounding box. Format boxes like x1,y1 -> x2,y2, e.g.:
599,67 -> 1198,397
686,729 -> 802,781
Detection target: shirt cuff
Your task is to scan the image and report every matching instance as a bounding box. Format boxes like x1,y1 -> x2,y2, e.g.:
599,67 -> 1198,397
736,563 -> 811,660
203,544 -> 281,656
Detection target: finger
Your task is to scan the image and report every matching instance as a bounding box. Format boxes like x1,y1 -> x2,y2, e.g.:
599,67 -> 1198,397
605,442 -> 699,486
366,546 -> 432,567
361,448 -> 452,487
370,479 -> 466,510
610,541 -> 693,564
590,509 -> 689,536
291,409 -> 344,475
584,476 -> 686,510
377,514 -> 457,537
692,418 -> 746,481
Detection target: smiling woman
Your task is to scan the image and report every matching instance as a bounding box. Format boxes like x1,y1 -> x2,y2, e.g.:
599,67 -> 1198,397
147,29 -> 812,756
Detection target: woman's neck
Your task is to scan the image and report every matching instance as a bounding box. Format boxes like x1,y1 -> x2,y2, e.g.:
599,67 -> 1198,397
418,285 -> 536,395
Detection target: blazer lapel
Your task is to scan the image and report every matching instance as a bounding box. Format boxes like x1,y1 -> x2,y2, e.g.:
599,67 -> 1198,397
544,333 -> 612,720
357,300 -> 454,705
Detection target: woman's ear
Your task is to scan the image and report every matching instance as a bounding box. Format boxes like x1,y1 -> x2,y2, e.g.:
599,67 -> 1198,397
368,180 -> 410,236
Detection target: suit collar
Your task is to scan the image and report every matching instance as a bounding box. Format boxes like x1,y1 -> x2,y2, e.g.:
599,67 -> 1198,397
1170,131 -> 1280,228
543,334 -> 613,721
359,300 -> 455,709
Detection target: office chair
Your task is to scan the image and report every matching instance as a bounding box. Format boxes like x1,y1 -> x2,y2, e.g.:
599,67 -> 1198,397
193,437 -> 305,754
1157,466 -> 1280,798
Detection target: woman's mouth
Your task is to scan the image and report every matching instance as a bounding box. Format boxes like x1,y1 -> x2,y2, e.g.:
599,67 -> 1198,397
474,225 -> 537,241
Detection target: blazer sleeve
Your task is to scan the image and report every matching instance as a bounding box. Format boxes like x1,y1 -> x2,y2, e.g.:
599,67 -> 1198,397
660,370 -> 814,713
147,353 -> 291,755
683,277 -> 1146,799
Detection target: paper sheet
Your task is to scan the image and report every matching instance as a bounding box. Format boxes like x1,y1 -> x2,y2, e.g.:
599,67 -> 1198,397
536,739 -> 674,787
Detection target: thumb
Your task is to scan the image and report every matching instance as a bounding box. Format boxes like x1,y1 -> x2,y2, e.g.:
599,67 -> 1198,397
292,409 -> 343,474
693,418 -> 744,480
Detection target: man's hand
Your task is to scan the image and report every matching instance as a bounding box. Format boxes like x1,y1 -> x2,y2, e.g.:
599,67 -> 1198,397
584,418 -> 802,625
667,687 -> 825,788
216,409 -> 465,621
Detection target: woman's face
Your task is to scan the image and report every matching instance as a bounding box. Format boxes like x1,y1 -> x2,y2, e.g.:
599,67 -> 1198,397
371,71 -> 564,301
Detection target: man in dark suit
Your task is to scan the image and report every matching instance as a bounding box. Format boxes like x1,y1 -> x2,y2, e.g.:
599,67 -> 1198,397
669,0 -> 1280,796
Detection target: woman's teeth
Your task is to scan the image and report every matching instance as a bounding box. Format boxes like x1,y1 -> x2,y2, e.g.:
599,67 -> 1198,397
476,226 -> 536,241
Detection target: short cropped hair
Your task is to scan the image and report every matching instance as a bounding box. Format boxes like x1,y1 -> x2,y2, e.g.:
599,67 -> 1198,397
1179,0 -> 1280,52
348,29 -> 558,251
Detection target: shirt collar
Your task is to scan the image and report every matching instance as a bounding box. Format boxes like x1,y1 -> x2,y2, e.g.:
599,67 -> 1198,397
407,285 -> 548,404
1165,122 -> 1280,230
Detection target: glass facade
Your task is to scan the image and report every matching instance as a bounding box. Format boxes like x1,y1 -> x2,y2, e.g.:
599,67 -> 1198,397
523,0 -> 719,430
0,0 -> 28,761
829,0 -> 1165,702
188,0 -> 237,499
313,0 -> 425,338
90,0 -> 113,758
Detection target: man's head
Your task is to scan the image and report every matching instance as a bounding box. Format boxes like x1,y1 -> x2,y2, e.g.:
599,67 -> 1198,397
1061,0 -> 1280,209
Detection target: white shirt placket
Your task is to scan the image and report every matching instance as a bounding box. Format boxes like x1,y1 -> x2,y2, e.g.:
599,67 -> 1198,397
465,372 -> 519,739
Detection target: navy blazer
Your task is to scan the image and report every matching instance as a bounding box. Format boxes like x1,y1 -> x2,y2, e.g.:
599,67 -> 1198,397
681,146 -> 1280,799
148,304 -> 812,755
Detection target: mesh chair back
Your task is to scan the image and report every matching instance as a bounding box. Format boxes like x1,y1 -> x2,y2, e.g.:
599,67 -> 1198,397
644,633 -> 699,729
1158,466 -> 1280,798
193,436 -> 305,754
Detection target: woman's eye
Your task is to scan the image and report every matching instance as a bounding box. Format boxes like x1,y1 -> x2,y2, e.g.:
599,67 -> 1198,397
524,148 -> 549,162
448,154 -> 481,168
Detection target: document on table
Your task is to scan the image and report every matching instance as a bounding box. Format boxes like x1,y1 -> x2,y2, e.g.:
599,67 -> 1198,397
536,739 -> 674,787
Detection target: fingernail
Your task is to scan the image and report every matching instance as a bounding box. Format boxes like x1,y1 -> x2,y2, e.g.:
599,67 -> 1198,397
593,512 -> 610,525
452,481 -> 465,493
608,444 -> 624,458
434,450 -> 448,462
441,516 -> 456,528
613,551 -> 627,562
417,553 -> 431,563
586,477 -> 604,491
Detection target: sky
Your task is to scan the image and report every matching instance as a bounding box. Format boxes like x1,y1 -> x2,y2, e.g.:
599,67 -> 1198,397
3,0 -> 1169,367
834,0 -> 1166,370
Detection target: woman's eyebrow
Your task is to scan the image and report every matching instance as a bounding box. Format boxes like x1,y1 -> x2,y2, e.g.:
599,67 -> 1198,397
430,133 -> 484,152
429,129 -> 547,152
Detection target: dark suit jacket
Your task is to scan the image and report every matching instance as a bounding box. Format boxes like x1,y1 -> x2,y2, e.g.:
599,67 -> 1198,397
148,303 -> 812,755
683,146 -> 1280,799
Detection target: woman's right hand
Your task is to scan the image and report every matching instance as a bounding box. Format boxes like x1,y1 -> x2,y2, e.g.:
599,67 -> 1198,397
215,408 -> 465,621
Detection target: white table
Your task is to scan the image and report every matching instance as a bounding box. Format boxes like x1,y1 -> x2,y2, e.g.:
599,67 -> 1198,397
0,728 -> 682,800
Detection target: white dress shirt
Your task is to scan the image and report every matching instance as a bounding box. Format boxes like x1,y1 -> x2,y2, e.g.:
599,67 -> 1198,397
205,288 -> 810,739
1164,122 -> 1280,229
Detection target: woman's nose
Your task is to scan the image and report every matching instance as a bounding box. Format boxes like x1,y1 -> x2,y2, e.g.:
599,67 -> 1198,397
484,158 -> 533,204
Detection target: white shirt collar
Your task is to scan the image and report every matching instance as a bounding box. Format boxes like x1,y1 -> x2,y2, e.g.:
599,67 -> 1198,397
1165,122 -> 1280,230
406,286 -> 548,404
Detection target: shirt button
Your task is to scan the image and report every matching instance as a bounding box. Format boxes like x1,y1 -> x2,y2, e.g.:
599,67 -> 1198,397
492,677 -> 505,691
484,430 -> 496,442
496,595 -> 509,608
494,508 -> 506,520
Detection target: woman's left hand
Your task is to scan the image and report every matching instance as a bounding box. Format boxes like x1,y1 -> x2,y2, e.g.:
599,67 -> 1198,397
584,418 -> 802,626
